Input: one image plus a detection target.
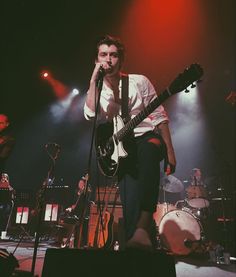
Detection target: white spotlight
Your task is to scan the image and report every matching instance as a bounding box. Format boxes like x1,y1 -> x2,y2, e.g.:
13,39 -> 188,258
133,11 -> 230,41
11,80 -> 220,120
72,89 -> 79,96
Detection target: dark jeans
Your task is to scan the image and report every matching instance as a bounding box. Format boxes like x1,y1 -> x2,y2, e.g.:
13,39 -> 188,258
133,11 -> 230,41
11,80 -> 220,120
118,131 -> 166,240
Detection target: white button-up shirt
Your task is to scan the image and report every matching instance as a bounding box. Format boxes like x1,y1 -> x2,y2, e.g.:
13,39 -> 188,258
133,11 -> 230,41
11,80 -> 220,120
84,74 -> 169,137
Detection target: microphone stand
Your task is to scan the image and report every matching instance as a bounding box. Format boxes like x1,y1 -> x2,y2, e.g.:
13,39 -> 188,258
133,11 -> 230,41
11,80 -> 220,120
76,75 -> 104,248
31,144 -> 60,276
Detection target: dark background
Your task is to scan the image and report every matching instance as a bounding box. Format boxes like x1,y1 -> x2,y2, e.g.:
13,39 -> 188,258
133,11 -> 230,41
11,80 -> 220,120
1,0 -> 235,203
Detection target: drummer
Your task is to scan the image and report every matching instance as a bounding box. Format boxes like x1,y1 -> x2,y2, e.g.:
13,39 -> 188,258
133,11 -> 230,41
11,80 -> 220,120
190,168 -> 204,186
186,168 -> 209,211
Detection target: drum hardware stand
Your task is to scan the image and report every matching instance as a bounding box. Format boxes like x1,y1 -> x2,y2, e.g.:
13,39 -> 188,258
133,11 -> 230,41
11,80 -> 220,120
163,188 -> 166,203
218,187 -> 230,251
31,143 -> 60,276
155,230 -> 163,251
184,235 -> 207,249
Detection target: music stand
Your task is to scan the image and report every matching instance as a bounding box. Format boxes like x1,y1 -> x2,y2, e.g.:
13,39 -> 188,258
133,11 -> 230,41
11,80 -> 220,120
11,189 -> 34,240
15,206 -> 31,238
44,203 -> 59,222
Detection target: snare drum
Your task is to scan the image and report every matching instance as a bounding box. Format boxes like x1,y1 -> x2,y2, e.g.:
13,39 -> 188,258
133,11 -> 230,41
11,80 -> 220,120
159,209 -> 202,255
153,202 -> 176,226
186,185 -> 209,209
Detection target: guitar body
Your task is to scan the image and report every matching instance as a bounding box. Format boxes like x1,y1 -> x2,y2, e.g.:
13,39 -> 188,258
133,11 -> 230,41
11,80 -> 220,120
94,210 -> 112,248
95,115 -> 128,177
88,205 -> 114,249
103,213 -> 114,249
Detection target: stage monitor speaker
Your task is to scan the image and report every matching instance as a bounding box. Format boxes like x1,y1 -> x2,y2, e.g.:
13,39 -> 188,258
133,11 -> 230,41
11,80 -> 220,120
0,248 -> 19,276
87,203 -> 124,249
42,248 -> 176,277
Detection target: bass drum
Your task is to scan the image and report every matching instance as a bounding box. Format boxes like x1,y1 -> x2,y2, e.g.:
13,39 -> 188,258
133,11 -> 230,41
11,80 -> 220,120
159,209 -> 202,255
153,202 -> 176,226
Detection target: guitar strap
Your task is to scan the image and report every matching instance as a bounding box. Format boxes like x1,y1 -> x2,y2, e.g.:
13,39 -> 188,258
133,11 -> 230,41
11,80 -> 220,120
121,74 -> 129,121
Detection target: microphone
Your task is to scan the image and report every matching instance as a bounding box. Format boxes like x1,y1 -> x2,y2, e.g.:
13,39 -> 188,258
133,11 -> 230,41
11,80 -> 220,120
96,66 -> 105,85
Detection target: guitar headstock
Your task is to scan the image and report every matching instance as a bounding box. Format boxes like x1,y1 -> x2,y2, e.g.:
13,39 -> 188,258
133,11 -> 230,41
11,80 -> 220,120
169,63 -> 203,95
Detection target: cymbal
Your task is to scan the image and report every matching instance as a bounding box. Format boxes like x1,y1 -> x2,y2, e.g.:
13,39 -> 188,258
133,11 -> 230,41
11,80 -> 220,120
161,175 -> 184,193
211,197 -> 231,201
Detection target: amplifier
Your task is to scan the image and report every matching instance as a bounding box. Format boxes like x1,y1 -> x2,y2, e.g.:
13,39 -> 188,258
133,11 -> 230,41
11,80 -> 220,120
87,203 -> 124,249
95,186 -> 121,205
42,248 -> 176,277
0,188 -> 13,203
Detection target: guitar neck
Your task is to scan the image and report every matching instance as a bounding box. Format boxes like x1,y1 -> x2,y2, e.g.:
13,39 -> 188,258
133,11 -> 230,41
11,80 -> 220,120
116,89 -> 170,141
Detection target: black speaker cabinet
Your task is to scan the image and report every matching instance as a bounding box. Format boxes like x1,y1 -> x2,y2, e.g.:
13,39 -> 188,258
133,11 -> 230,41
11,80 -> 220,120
42,248 -> 176,277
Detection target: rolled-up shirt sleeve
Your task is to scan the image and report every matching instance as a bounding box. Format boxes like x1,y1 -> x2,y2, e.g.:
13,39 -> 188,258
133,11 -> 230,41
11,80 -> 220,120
140,75 -> 169,127
83,74 -> 169,136
84,101 -> 95,120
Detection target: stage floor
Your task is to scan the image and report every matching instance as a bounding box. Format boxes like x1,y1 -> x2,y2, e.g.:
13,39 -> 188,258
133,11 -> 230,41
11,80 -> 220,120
0,239 -> 236,277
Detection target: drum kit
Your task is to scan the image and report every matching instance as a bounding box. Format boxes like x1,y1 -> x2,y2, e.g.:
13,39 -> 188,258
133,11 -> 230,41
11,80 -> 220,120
154,174 -> 210,255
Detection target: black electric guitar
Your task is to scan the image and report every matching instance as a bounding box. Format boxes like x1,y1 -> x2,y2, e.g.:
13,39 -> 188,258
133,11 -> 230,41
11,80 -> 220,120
95,63 -> 203,177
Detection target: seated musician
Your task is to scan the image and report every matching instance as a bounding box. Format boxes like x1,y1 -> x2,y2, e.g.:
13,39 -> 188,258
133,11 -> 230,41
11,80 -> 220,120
191,168 -> 204,186
0,173 -> 15,234
0,114 -> 15,235
54,175 -> 91,247
65,175 -> 91,216
0,114 -> 15,173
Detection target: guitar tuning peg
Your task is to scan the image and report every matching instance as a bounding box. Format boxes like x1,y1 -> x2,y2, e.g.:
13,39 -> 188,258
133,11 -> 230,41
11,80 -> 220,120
185,88 -> 190,93
191,83 -> 196,88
